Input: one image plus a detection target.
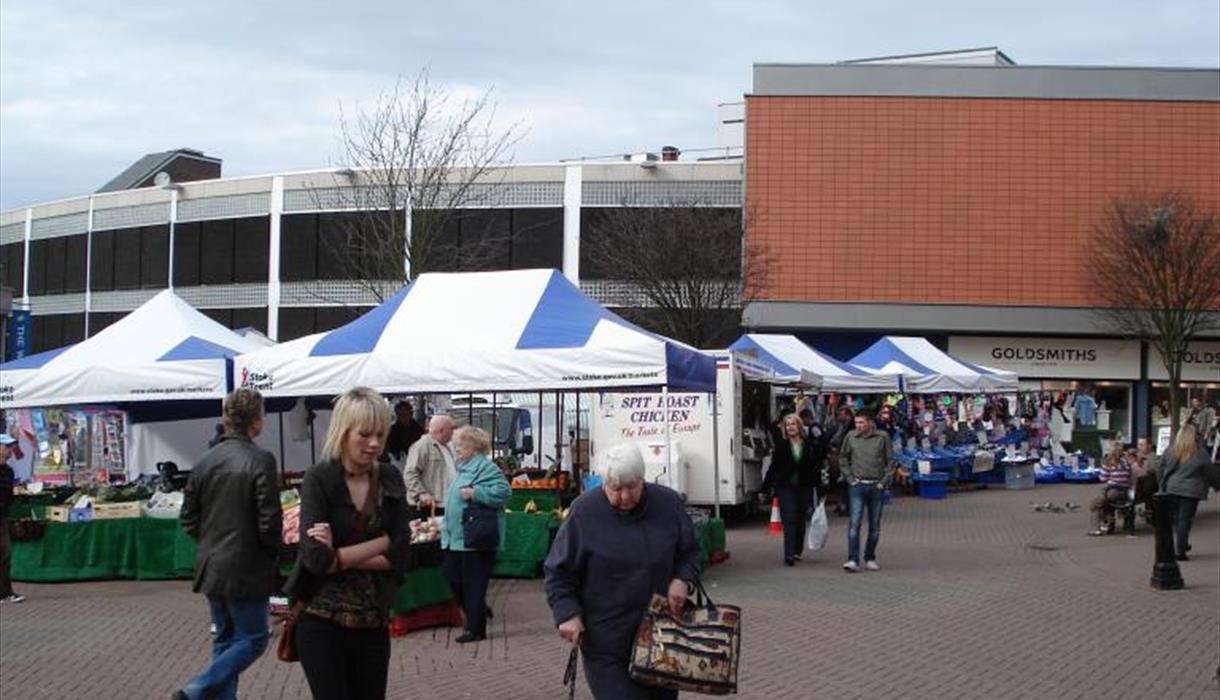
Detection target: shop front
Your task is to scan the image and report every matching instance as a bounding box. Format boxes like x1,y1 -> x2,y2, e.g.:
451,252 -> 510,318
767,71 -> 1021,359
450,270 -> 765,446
1146,339 -> 1220,437
948,336 -> 1142,441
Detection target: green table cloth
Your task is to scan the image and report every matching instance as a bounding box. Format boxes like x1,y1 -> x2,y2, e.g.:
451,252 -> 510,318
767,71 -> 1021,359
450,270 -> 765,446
389,566 -> 454,615
12,518 -> 195,582
13,510 -> 561,583
506,491 -> 560,513
695,518 -> 726,565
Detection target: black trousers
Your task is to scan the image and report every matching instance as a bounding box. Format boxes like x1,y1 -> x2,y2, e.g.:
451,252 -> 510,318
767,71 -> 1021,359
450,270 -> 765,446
442,549 -> 496,635
1167,496 -> 1201,558
774,483 -> 815,561
0,520 -> 12,597
296,613 -> 390,700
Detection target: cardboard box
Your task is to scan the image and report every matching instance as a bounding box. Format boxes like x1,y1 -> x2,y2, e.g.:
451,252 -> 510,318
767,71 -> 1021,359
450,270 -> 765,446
47,505 -> 71,523
92,501 -> 144,520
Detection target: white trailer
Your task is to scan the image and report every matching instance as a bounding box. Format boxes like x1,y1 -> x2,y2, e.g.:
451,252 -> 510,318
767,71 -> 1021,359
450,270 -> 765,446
589,352 -> 811,515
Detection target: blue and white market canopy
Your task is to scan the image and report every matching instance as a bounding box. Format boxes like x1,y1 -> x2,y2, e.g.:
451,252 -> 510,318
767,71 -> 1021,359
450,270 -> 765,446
234,269 -> 717,397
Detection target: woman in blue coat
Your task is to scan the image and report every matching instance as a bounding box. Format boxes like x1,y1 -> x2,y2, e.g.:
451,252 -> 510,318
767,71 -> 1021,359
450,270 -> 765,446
545,442 -> 702,699
440,426 -> 511,643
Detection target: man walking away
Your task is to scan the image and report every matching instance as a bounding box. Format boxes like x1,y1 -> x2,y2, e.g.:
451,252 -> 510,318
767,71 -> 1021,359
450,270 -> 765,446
840,409 -> 898,573
175,388 -> 282,700
0,434 -> 24,604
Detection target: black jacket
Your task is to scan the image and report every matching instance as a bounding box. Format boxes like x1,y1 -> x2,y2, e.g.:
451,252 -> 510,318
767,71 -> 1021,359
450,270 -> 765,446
288,459 -> 412,613
180,434 -> 282,598
764,431 -> 822,491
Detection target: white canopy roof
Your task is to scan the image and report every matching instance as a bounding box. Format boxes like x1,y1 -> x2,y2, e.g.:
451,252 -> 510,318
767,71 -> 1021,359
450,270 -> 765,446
729,334 -> 899,393
848,336 -> 1018,394
0,290 -> 268,408
234,269 -> 717,397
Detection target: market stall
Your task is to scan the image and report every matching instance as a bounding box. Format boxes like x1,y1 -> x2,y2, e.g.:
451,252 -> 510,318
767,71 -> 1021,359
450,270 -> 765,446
730,334 -> 901,394
848,336 -> 1018,395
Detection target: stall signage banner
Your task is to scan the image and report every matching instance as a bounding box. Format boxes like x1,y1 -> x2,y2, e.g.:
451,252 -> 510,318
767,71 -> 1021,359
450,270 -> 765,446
948,336 -> 1141,380
7,308 -> 31,360
1146,340 -> 1220,383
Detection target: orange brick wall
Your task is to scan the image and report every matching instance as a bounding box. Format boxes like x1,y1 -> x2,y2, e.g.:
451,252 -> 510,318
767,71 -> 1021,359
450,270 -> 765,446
745,96 -> 1220,307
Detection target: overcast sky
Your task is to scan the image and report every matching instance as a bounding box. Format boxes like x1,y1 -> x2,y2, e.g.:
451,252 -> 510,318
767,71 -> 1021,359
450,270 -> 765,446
1,0 -> 1217,210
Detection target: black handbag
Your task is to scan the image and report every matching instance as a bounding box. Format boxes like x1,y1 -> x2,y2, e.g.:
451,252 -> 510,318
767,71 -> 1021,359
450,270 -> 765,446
461,502 -> 500,550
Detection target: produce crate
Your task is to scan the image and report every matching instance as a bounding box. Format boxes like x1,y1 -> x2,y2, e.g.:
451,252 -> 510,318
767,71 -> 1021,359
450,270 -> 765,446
93,502 -> 144,520
47,506 -> 71,523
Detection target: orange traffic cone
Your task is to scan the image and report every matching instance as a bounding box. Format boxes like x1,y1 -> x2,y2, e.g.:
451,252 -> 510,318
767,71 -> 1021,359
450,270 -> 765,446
767,497 -> 783,536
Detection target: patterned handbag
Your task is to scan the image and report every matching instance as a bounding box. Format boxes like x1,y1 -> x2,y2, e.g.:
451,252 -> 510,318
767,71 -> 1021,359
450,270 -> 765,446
628,578 -> 741,695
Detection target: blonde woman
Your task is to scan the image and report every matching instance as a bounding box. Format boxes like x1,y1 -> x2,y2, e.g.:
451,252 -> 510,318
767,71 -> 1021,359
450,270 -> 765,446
1158,424 -> 1212,561
288,387 -> 411,700
440,426 -> 511,643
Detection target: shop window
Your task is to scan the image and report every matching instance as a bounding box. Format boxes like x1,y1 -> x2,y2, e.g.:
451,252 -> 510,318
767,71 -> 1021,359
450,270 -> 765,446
2,242 -> 24,294
233,217 -> 270,283
173,221 -> 202,287
64,235 -> 87,293
512,208 -> 564,270
280,214 -> 318,281
1149,384 -> 1220,430
200,219 -> 235,285
113,228 -> 142,290
90,230 -> 115,292
1036,380 -> 1132,441
140,225 -> 170,289
231,307 -> 268,334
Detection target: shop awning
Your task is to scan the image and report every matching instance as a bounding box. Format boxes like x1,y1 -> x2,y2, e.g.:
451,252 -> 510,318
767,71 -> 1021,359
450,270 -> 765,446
234,269 -> 717,397
729,334 -> 897,393
0,290 -> 269,408
848,336 -> 1018,394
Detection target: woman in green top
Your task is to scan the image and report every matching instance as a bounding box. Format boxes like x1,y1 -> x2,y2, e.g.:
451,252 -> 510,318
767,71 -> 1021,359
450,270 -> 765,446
441,426 -> 511,642
764,413 -> 823,566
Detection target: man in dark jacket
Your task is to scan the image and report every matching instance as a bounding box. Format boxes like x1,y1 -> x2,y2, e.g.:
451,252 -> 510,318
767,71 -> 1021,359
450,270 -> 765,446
175,388 -> 282,700
0,433 -> 23,604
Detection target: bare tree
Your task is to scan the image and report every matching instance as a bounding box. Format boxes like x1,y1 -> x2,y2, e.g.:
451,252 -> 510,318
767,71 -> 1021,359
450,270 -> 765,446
1090,190 -> 1220,434
308,70 -> 523,302
583,201 -> 771,348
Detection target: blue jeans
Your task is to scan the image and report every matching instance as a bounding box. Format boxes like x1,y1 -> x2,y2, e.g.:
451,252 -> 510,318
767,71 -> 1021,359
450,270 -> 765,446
182,597 -> 270,700
848,483 -> 885,563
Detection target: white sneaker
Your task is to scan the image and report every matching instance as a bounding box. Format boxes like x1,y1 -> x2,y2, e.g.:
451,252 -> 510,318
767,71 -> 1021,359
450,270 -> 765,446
842,560 -> 859,572
1,594 -> 25,603
865,560 -> 881,571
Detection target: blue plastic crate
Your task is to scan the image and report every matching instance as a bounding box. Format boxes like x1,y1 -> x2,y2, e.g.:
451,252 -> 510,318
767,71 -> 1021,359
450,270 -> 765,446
912,472 -> 950,500
975,468 -> 1006,485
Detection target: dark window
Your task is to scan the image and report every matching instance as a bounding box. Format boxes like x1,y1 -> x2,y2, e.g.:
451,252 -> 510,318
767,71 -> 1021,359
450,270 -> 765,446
42,237 -> 67,294
511,208 -> 564,270
579,208 -> 613,279
458,210 -> 512,270
173,221 -> 202,287
201,308 -> 233,328
30,314 -> 45,352
140,225 -> 169,289
315,305 -> 369,333
231,307 -> 268,334
64,235 -> 87,293
200,219 -> 235,285
277,308 -> 316,341
113,228 -> 142,290
418,213 -> 462,273
39,314 -> 64,351
90,230 -> 115,292
280,214 -> 317,281
62,313 -> 86,345
87,312 -> 118,336
2,243 -> 24,294
233,217 -> 270,283
316,214 -> 353,281
27,239 -> 48,295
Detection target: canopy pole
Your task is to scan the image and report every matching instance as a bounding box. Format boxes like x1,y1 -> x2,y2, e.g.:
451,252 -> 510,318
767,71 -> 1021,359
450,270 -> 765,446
538,392 -> 544,470
555,393 -> 562,474
491,391 -> 498,462
710,388 -> 721,520
574,392 -> 582,493
278,410 -> 286,480
308,412 -> 316,466
662,386 -> 672,486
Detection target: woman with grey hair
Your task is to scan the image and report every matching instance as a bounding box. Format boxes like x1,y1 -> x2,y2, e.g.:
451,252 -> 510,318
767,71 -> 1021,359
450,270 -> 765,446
544,442 -> 702,699
440,426 -> 511,643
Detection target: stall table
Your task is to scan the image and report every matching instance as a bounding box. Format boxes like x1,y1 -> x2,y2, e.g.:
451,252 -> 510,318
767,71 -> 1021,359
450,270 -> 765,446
11,518 -> 194,582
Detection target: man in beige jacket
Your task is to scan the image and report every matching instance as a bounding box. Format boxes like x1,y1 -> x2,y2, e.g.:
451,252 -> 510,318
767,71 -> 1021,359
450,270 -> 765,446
404,414 -> 456,513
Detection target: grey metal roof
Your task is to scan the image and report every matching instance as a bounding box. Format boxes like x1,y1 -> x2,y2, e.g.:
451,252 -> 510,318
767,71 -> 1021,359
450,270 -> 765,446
96,148 -> 219,193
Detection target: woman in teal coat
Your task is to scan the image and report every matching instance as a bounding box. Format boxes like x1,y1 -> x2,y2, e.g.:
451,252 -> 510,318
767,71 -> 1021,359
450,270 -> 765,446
441,425 -> 511,642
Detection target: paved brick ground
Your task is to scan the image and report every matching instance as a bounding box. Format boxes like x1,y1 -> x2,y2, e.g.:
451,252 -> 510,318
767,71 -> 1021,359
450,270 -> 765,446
2,483 -> 1217,699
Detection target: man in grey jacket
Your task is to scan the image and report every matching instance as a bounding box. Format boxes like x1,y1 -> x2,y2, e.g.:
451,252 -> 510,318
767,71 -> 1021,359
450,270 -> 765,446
175,388 -> 282,700
839,409 -> 898,573
403,413 -> 456,514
